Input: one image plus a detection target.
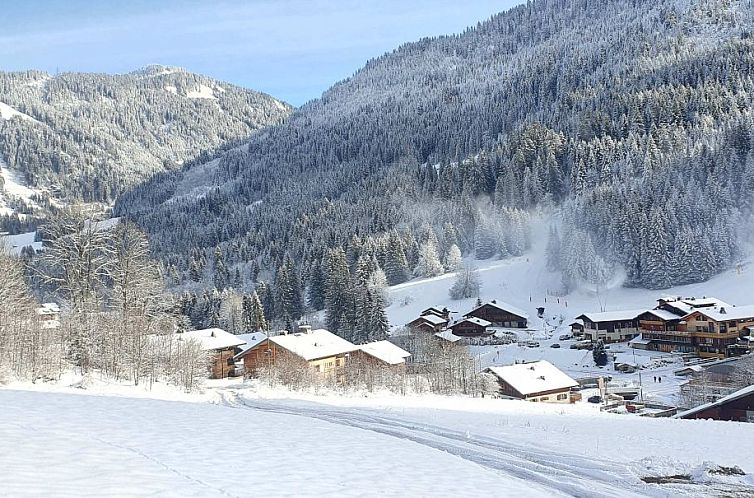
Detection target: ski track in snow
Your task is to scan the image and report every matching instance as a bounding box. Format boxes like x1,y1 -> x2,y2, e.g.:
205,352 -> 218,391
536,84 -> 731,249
220,391 -> 660,498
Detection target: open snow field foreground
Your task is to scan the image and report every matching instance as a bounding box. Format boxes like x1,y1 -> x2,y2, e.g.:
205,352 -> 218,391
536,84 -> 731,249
3,381 -> 754,497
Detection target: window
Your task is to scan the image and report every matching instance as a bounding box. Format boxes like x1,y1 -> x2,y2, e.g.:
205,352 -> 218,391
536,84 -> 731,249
541,397 -> 549,401
557,394 -> 567,400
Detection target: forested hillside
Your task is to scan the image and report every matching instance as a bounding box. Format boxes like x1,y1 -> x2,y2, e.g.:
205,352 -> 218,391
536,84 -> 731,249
0,65 -> 291,228
115,0 -> 754,339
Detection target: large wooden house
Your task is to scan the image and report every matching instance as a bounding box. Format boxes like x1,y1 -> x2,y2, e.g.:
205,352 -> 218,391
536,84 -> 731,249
576,310 -> 644,343
636,297 -> 754,358
176,328 -> 246,379
485,361 -> 579,403
236,326 -> 358,377
465,301 -> 528,328
407,313 -> 449,333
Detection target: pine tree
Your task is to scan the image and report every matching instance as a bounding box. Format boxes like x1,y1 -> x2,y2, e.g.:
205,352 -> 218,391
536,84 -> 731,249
384,232 -> 410,285
545,225 -> 561,271
444,244 -> 463,271
414,240 -> 444,277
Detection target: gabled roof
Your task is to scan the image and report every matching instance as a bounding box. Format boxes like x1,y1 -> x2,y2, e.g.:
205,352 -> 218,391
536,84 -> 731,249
684,304 -> 754,322
269,328 -> 358,361
675,384 -> 754,419
577,309 -> 646,323
234,332 -> 270,358
486,360 -> 578,397
410,314 -> 448,326
434,330 -> 463,343
358,341 -> 411,365
467,301 -> 529,320
177,328 -> 246,351
450,317 -> 491,328
37,302 -> 61,315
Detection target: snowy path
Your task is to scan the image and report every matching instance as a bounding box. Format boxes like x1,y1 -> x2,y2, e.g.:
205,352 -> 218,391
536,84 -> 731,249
221,391 -> 655,498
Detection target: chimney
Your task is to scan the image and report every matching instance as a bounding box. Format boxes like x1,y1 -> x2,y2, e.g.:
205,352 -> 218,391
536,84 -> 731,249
300,324 -> 312,334
210,330 -> 216,337
720,307 -> 726,314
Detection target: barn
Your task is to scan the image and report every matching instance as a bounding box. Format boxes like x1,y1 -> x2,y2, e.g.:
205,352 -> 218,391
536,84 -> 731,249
176,328 -> 246,379
448,317 -> 492,337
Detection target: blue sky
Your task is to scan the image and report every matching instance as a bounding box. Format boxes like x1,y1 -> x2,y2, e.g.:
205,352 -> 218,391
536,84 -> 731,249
0,0 -> 519,105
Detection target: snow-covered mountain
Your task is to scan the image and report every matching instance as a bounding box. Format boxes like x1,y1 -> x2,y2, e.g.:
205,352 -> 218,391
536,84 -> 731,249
0,65 -> 291,227
115,0 -> 754,325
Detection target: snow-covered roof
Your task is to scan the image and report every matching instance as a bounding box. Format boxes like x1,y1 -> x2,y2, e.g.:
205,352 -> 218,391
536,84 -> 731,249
270,329 -> 358,361
434,330 -> 463,343
675,384 -> 754,419
486,361 -> 578,397
468,301 -> 529,320
629,335 -> 652,345
685,304 -> 754,322
641,309 -> 682,321
577,309 -> 646,323
234,332 -> 270,357
569,319 -> 584,326
177,328 -> 246,351
659,297 -> 732,315
451,317 -> 492,328
415,314 -> 448,326
358,341 -> 411,365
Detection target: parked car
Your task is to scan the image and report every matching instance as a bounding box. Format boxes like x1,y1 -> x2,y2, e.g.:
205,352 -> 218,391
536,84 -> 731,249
559,334 -> 572,341
526,341 -> 541,348
550,343 -> 561,348
587,395 -> 602,404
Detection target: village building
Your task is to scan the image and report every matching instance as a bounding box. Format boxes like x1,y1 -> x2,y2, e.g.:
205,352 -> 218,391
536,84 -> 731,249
465,300 -> 528,328
406,313 -> 449,333
176,328 -> 246,379
420,306 -> 451,320
634,297 -> 754,358
355,340 -> 411,370
569,319 -> 584,336
448,317 -> 492,337
485,360 -> 579,403
675,385 -> 754,422
576,310 -> 644,343
236,326 -> 358,377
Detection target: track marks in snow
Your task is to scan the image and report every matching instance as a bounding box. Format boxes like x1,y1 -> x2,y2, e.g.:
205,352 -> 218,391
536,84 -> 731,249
222,392 -> 656,498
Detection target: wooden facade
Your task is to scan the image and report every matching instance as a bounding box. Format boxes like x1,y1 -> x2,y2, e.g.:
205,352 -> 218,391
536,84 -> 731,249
237,338 -> 349,377
449,318 -> 491,337
577,312 -> 642,343
209,349 -> 239,379
494,378 -> 574,403
465,302 -> 527,328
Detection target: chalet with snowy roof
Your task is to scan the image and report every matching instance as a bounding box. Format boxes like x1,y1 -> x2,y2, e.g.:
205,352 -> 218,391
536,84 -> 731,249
355,341 -> 411,370
635,309 -> 690,353
485,361 -> 579,403
236,326 -> 358,377
176,328 -> 246,379
675,384 -> 754,422
420,306 -> 451,320
577,309 -> 644,343
569,319 -> 584,336
448,317 -> 492,337
465,300 -> 528,328
407,313 -> 449,333
682,304 -> 754,358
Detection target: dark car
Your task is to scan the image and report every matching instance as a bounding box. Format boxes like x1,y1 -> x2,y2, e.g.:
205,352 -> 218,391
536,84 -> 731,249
587,395 -> 602,404
550,343 -> 561,348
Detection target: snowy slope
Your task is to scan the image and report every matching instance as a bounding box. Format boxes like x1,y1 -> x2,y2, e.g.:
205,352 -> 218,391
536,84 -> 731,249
1,389 -> 567,497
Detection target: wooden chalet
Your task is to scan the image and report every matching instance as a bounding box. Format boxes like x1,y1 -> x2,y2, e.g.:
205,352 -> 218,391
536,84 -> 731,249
577,309 -> 644,343
176,328 -> 246,379
236,326 -> 358,377
485,361 -> 579,403
407,313 -> 449,333
569,319 -> 584,336
355,340 -> 411,370
676,385 -> 754,422
465,300 -> 528,328
448,317 -> 492,337
420,306 -> 451,320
